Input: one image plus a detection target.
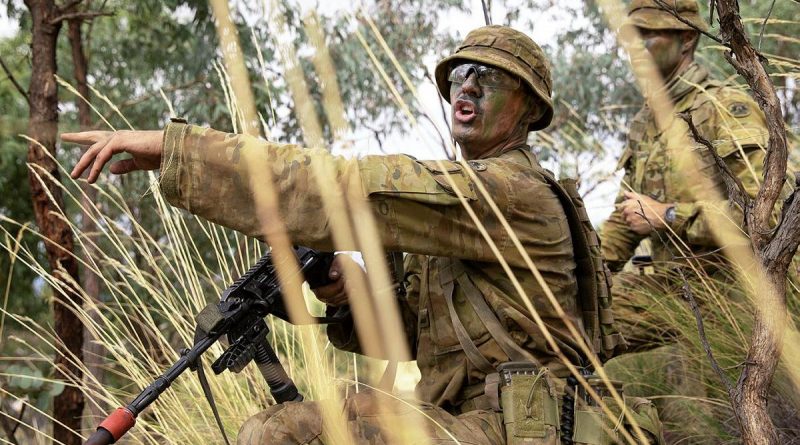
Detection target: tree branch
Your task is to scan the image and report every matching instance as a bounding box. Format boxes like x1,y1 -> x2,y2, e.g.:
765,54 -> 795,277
758,0 -> 777,51
0,56 -> 30,106
712,1 -> 796,443
57,0 -> 85,13
677,268 -> 734,396
679,112 -> 750,211
763,181 -> 800,272
49,10 -> 113,25
716,0 -> 788,250
651,0 -> 726,45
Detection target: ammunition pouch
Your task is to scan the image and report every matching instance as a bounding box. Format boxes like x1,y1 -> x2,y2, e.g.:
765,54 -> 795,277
570,376 -> 664,445
498,362 -> 561,444
493,365 -> 665,445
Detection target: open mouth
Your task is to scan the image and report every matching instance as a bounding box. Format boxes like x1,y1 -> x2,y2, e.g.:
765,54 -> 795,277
454,99 -> 478,123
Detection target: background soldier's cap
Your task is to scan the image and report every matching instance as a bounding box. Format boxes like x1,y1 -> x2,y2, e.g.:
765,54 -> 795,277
623,0 -> 709,32
434,25 -> 553,131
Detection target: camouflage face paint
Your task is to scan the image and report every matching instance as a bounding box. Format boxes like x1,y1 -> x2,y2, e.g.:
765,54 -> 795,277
637,28 -> 686,80
449,72 -> 531,160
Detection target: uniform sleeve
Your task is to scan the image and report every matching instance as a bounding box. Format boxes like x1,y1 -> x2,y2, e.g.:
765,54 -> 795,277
665,89 -> 780,246
159,123 -> 568,268
600,147 -> 646,272
325,254 -> 421,359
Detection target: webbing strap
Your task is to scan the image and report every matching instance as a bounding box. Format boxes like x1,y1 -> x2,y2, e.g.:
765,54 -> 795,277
440,273 -> 495,375
452,264 -> 537,364
193,329 -> 231,445
439,258 -> 539,372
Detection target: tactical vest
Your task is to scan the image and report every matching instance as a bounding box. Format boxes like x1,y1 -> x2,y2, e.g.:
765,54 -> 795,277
518,150 -> 626,362
536,170 -> 627,361
442,150 -> 625,378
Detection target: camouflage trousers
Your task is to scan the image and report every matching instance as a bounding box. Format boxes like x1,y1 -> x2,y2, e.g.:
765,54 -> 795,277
236,390 -> 506,445
605,270 -> 736,444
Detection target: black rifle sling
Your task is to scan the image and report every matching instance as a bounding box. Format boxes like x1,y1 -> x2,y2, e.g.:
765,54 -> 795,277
193,328 -> 232,445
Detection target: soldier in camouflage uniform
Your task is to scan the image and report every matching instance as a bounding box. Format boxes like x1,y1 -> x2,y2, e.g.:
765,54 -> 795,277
67,26 -> 653,444
600,0 -> 778,441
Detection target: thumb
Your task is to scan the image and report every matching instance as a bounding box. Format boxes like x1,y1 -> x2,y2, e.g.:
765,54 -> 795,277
623,191 -> 639,200
329,262 -> 342,280
109,158 -> 139,175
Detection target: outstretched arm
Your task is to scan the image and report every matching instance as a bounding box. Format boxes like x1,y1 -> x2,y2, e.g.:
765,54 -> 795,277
64,123 -> 571,268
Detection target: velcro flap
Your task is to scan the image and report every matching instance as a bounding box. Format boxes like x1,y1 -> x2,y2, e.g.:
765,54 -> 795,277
501,373 -> 555,438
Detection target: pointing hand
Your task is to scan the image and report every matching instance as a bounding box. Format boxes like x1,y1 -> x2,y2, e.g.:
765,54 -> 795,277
62,130 -> 164,183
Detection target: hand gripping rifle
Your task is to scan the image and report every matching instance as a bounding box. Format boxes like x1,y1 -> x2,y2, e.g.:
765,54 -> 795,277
85,247 -> 337,445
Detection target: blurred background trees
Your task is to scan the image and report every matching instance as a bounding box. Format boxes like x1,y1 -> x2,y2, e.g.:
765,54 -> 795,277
0,0 -> 797,443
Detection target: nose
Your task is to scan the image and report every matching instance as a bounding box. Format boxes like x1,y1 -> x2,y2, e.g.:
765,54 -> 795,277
459,72 -> 482,98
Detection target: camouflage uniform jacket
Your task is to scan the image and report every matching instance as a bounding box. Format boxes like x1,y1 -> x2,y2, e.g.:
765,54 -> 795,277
159,123 -> 589,413
601,63 -> 772,271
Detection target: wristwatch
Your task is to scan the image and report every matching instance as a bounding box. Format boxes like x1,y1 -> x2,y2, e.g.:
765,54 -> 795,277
664,205 -> 677,225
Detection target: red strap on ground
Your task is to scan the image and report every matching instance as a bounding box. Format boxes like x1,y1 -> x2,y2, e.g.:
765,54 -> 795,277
98,407 -> 136,441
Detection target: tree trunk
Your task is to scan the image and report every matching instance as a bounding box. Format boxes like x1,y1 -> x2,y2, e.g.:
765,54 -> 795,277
24,1 -> 84,444
67,16 -> 106,426
714,1 -> 800,444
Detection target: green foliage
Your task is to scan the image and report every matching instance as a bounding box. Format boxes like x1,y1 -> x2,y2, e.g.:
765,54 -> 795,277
2,363 -> 64,411
0,32 -> 48,318
322,0 -> 464,141
1,0 -> 465,328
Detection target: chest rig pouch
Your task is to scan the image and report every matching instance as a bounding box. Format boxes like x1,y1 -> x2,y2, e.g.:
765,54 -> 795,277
498,362 -> 560,445
568,376 -> 664,445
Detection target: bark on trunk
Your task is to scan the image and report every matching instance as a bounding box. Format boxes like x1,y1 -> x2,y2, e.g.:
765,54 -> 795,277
714,1 -> 800,444
67,17 -> 106,425
25,1 -> 84,444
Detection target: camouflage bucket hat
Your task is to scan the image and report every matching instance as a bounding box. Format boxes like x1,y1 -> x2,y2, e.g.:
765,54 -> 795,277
623,0 -> 709,32
434,25 -> 554,131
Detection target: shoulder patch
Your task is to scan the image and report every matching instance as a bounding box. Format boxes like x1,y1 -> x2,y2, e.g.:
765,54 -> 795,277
728,101 -> 751,118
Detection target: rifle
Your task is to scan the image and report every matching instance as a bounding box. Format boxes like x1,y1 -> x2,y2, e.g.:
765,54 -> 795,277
85,247 -> 338,445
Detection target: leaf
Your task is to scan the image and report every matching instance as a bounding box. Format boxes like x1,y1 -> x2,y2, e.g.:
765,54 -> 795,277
48,381 -> 65,397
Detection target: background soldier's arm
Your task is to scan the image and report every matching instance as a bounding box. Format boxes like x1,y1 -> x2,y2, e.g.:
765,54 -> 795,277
600,150 -> 645,272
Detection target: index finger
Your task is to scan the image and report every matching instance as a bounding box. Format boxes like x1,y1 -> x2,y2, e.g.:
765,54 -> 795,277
61,131 -> 109,146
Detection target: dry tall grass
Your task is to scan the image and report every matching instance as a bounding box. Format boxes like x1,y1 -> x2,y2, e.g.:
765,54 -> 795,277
1,2 -> 798,445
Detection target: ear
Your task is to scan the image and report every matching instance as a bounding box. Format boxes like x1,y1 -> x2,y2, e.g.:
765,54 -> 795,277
681,30 -> 699,54
525,96 -> 546,125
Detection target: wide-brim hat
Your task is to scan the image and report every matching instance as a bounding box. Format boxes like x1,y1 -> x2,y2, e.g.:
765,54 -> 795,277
622,0 -> 709,32
434,25 -> 554,132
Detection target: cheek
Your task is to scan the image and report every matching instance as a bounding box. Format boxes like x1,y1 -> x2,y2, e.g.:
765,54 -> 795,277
484,94 -> 526,125
449,83 -> 458,102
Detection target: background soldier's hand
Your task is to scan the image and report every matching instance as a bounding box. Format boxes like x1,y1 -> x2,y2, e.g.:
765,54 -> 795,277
63,130 -> 165,183
312,254 -> 363,307
620,191 -> 672,235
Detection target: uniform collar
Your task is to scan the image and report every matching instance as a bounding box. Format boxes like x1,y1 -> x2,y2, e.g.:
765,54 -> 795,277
665,62 -> 708,102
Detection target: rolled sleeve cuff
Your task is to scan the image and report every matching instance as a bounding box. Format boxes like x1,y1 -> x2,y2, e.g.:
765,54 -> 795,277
159,122 -> 189,206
